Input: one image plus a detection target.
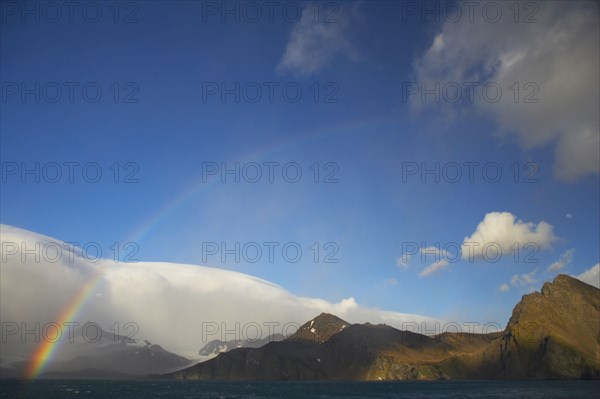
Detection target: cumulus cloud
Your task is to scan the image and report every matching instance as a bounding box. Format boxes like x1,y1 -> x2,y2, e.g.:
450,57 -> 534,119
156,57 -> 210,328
547,249 -> 575,272
0,225 -> 441,362
412,1 -> 599,181
277,2 -> 359,76
498,283 -> 510,293
462,212 -> 555,260
574,264 -> 600,288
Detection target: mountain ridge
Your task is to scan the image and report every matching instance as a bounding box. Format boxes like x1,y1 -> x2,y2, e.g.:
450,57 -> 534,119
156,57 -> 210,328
167,274 -> 600,381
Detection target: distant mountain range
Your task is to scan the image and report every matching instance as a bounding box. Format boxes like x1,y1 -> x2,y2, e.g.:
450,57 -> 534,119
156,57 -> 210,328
167,274 -> 600,380
1,325 -> 191,379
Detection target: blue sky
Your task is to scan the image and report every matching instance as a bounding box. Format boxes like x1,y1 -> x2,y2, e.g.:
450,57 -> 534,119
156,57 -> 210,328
1,0 -> 599,326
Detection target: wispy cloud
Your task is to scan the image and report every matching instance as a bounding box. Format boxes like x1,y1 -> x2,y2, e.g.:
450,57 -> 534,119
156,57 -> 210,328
499,271 -> 538,293
510,270 -> 538,287
547,249 -> 575,272
419,259 -> 449,277
396,255 -> 410,270
277,2 -> 360,76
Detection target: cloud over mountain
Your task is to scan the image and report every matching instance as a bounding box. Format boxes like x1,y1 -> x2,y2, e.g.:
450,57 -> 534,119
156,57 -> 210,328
0,225 -> 440,360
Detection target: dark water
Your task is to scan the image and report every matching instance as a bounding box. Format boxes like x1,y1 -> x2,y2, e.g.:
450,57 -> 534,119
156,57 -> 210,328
1,379 -> 599,399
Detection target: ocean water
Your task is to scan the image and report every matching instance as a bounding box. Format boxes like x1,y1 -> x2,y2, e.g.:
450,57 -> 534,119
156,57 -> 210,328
1,380 -> 599,399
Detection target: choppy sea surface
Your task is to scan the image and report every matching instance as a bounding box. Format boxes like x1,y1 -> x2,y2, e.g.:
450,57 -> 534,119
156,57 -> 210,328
1,379 -> 599,399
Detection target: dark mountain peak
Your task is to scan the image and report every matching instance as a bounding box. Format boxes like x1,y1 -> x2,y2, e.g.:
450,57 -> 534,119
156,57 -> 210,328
314,312 -> 343,321
288,313 -> 350,344
334,322 -> 437,349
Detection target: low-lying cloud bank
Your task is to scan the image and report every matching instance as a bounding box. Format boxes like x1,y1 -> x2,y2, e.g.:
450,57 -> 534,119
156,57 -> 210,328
1,225 -> 442,359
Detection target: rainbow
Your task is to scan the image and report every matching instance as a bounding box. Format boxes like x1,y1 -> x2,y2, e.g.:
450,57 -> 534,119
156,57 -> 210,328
25,271 -> 104,379
124,116 -> 395,245
24,115 -> 393,378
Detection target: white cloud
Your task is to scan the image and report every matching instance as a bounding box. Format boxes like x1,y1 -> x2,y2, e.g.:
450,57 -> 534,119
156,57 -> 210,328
412,1 -> 599,181
396,254 -> 410,270
277,2 -> 359,76
462,212 -> 555,260
500,267 -> 542,295
510,270 -> 538,287
419,259 -> 449,277
397,246 -> 450,271
418,246 -> 453,277
574,264 -> 600,288
547,249 -> 575,272
0,225 -> 441,362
